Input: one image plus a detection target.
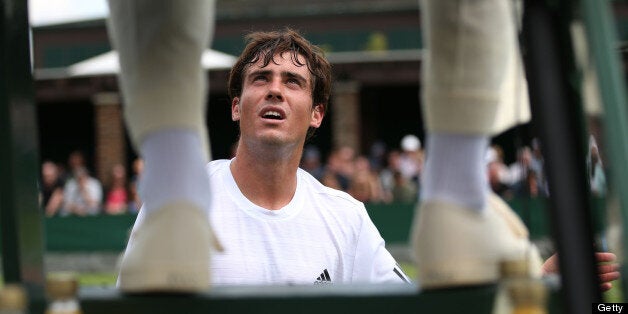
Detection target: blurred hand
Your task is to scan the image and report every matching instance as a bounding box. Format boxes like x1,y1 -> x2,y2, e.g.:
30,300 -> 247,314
542,252 -> 620,292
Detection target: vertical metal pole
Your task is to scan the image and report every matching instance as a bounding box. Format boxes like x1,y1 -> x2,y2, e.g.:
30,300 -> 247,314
522,0 -> 602,313
581,0 -> 628,293
0,0 -> 46,292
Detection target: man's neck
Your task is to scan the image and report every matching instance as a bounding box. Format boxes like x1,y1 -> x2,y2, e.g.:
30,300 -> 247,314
230,145 -> 303,210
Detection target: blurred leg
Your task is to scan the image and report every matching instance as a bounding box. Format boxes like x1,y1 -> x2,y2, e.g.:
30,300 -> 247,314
107,0 -> 214,151
412,0 -> 540,289
420,0 -> 529,136
106,0 -> 217,292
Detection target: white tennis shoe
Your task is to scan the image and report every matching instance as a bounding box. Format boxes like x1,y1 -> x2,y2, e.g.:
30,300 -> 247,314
117,202 -> 220,292
411,192 -> 543,289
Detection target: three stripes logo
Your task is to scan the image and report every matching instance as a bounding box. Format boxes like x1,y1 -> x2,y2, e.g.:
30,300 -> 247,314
314,269 -> 332,284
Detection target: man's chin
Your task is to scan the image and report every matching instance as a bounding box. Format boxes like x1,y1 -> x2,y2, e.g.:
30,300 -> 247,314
256,134 -> 303,149
260,137 -> 289,146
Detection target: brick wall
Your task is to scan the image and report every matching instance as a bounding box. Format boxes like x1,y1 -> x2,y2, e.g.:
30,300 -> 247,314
332,81 -> 361,151
93,93 -> 126,187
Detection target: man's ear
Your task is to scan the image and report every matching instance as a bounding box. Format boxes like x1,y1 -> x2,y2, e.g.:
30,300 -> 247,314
231,97 -> 240,121
310,104 -> 324,128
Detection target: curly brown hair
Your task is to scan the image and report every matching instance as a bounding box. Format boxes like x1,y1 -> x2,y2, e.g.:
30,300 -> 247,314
228,28 -> 332,139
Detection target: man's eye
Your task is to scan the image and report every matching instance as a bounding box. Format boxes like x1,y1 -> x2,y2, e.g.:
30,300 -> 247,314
253,75 -> 267,82
287,78 -> 301,85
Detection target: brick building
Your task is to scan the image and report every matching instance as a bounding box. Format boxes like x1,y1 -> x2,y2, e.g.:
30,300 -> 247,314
32,0 -> 628,185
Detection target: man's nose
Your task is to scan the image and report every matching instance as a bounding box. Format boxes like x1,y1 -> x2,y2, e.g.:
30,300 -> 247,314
266,79 -> 283,101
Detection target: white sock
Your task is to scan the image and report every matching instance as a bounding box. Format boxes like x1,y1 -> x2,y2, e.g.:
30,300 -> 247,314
138,129 -> 210,214
420,133 -> 489,211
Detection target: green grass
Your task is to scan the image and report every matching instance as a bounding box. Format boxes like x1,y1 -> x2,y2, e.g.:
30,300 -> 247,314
399,262 -> 417,281
77,272 -> 118,287
604,278 -> 624,302
0,272 -> 118,288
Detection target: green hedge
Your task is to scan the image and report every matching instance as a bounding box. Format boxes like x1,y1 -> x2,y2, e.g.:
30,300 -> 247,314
44,214 -> 136,252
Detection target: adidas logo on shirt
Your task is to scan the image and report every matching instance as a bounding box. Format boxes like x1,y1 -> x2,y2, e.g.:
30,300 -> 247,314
314,269 -> 332,284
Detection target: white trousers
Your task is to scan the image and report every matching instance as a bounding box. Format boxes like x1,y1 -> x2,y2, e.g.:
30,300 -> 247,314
421,0 -> 531,136
106,0 -> 216,159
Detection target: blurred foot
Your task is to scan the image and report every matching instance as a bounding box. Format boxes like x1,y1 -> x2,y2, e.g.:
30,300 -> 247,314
411,192 -> 542,289
117,202 -> 214,292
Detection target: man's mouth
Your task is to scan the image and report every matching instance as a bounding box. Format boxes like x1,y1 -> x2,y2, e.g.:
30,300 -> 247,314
261,109 -> 285,120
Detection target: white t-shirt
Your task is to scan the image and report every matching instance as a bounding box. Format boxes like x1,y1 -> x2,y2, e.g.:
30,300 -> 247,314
62,177 -> 103,216
208,159 -> 408,285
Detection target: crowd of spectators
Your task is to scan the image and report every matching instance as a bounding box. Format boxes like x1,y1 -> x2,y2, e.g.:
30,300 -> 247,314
39,150 -> 143,217
40,135 -> 607,216
301,134 -> 608,204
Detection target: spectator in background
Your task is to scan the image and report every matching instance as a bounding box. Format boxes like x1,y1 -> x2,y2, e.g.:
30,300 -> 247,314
300,145 -> 324,180
319,169 -> 343,191
506,146 -> 534,198
398,134 -> 423,185
526,169 -> 541,198
391,170 -> 418,203
66,150 -> 87,180
128,158 -> 144,214
368,140 -> 387,173
40,161 -> 65,216
348,155 -> 384,203
319,148 -> 342,189
105,163 -> 130,215
486,145 -> 511,197
379,150 -> 402,203
336,145 -> 357,190
62,167 -> 102,216
320,145 -> 355,191
530,138 -> 548,196
588,135 -> 607,196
